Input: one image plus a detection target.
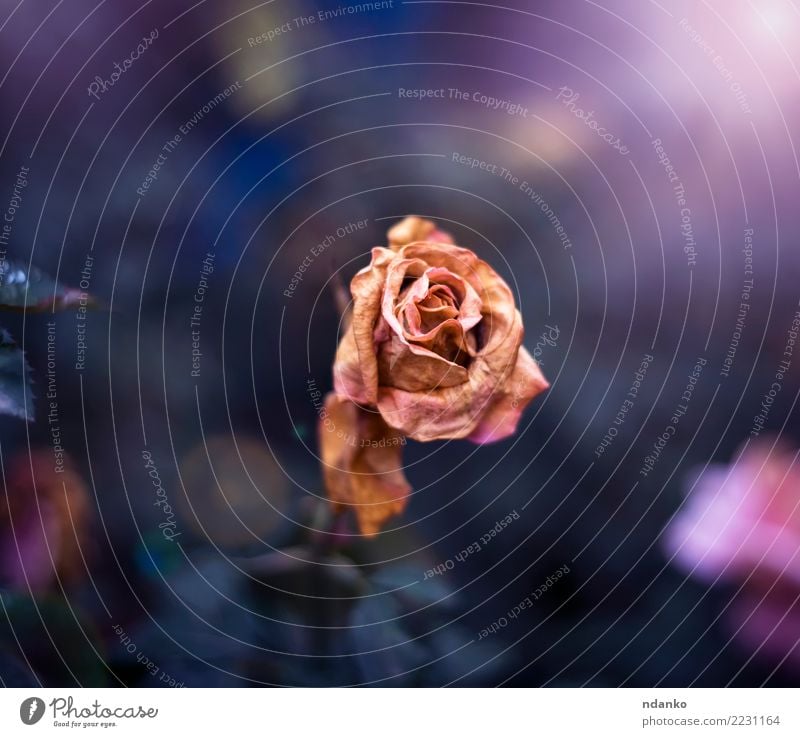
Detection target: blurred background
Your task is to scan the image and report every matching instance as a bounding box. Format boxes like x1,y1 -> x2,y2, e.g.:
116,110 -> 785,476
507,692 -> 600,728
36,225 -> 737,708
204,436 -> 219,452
0,0 -> 799,686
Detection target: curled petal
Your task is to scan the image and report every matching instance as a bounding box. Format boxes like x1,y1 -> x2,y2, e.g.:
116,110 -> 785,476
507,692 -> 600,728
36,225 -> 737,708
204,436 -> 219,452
349,247 -> 397,405
377,308 -> 532,441
325,216 -> 550,537
378,332 -> 469,392
319,394 -> 411,536
333,324 -> 371,406
387,216 -> 453,250
467,345 -> 549,444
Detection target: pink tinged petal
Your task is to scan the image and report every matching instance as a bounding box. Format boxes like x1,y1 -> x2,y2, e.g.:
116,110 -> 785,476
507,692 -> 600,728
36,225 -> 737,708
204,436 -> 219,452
332,325 -> 372,405
403,302 -> 422,334
467,346 -> 549,444
380,261 -> 460,361
387,216 -> 454,250
349,247 -> 396,405
377,308 -> 530,442
377,375 -> 493,442
423,267 -> 483,332
377,333 -> 469,392
381,258 -> 428,339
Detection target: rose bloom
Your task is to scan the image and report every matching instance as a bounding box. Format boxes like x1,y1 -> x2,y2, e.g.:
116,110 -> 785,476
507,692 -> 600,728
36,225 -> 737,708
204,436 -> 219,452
320,216 -> 548,535
664,440 -> 800,671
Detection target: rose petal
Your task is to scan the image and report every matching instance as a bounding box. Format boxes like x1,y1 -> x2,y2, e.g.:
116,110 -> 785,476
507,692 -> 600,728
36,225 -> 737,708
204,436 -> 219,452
467,345 -> 549,444
331,220 -> 548,447
382,259 -> 483,366
377,308 -> 534,441
349,247 -> 397,405
332,324 -> 365,404
378,332 -> 469,392
387,216 -> 454,249
319,394 -> 411,536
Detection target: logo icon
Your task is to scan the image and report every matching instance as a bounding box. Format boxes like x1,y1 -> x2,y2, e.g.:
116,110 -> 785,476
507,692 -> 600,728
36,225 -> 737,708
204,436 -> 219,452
20,698 -> 45,726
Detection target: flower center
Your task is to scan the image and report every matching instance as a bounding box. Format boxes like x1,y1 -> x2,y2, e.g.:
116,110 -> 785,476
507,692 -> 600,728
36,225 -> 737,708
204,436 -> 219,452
393,267 -> 483,364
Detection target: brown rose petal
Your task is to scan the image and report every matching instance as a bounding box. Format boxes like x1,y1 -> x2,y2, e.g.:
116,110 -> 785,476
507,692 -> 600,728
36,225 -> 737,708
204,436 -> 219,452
340,237 -> 545,441
335,247 -> 397,405
392,266 -> 482,337
319,393 -> 410,536
387,216 -> 454,250
326,216 -> 549,534
407,300 -> 458,334
397,243 -> 513,324
382,262 -> 482,363
377,307 -> 542,442
467,345 -> 549,443
378,331 -> 469,392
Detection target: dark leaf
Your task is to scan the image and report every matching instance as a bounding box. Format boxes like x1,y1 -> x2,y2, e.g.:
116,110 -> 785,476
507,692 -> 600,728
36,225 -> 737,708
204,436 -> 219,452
0,328 -> 32,420
0,592 -> 108,686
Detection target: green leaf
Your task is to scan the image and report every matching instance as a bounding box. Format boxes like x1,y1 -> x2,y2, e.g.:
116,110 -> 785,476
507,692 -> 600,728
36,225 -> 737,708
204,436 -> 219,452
0,328 -> 33,421
0,260 -> 96,312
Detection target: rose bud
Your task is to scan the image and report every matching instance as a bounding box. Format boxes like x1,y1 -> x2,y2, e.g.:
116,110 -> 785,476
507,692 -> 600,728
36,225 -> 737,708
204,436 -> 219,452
320,216 -> 549,535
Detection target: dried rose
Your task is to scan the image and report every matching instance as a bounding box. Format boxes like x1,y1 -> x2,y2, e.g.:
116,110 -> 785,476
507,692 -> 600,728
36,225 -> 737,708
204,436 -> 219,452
319,216 -> 548,535
333,216 -> 548,443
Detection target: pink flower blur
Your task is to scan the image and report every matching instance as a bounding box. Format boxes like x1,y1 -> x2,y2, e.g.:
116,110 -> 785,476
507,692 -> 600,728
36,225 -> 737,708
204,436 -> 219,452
664,440 -> 800,669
